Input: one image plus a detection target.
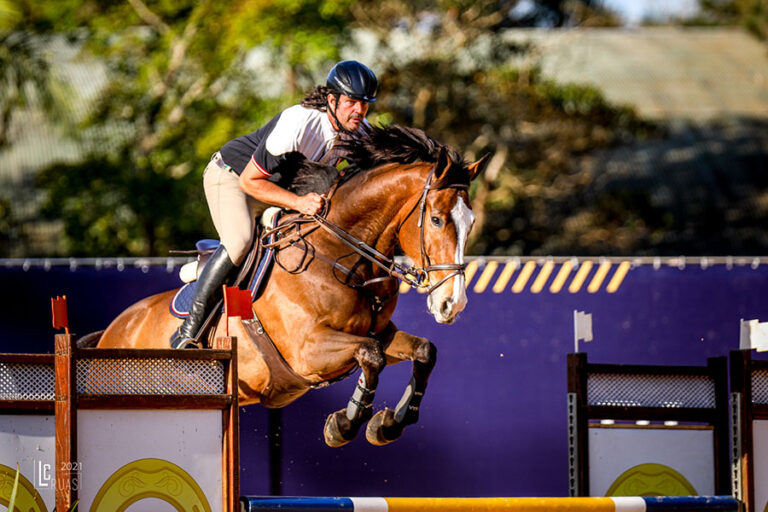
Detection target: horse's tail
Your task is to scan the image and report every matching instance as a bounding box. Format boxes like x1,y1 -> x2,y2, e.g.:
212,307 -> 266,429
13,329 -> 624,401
76,330 -> 104,348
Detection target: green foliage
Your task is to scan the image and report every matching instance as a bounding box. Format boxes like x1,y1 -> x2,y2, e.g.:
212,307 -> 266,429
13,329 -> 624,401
6,0 -> 672,256
355,1 -> 656,255
696,0 -> 767,39
0,196 -> 15,257
0,28 -> 69,148
37,156 -> 207,255
0,0 -> 20,29
7,464 -> 19,512
25,0 -> 355,256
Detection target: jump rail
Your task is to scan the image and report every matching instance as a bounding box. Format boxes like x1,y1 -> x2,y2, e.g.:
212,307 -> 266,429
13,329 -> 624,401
240,496 -> 742,512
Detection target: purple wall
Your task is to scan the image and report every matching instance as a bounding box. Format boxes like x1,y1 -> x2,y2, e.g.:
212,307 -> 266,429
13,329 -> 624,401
1,257 -> 767,497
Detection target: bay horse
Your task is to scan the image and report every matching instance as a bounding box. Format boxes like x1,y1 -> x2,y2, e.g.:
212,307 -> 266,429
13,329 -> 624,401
97,125 -> 489,447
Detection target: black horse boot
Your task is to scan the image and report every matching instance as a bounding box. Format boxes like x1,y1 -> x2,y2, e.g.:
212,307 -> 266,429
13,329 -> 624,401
170,245 -> 236,349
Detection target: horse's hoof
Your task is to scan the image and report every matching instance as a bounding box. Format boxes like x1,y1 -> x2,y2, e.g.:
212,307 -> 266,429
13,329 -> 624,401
365,408 -> 401,446
323,409 -> 352,448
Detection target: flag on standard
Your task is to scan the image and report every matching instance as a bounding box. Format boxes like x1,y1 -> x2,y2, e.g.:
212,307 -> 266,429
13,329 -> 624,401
740,318 -> 768,352
573,310 -> 593,353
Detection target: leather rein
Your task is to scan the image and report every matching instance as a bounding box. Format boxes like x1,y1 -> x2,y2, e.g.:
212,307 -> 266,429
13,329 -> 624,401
263,168 -> 469,296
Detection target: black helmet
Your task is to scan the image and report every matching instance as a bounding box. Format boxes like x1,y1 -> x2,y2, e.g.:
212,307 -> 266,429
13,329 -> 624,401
326,60 -> 378,103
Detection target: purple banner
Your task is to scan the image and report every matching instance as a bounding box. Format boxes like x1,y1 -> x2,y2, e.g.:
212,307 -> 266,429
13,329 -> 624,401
1,257 -> 767,497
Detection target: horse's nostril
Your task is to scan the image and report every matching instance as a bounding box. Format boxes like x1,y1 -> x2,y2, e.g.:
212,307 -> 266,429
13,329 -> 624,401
441,300 -> 452,316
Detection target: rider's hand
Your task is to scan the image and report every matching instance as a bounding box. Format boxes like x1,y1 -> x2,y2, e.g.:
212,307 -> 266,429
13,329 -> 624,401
295,192 -> 324,216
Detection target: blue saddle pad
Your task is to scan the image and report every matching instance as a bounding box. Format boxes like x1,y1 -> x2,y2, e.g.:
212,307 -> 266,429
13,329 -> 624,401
170,282 -> 196,318
169,213 -> 280,319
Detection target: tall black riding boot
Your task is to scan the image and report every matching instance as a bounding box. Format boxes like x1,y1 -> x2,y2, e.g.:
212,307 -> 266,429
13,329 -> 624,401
170,245 -> 236,349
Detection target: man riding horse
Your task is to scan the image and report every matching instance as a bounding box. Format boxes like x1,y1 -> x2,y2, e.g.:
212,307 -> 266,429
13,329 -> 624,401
171,60 -> 378,349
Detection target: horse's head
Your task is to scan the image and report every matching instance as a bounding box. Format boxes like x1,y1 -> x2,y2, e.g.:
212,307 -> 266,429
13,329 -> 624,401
399,148 -> 489,324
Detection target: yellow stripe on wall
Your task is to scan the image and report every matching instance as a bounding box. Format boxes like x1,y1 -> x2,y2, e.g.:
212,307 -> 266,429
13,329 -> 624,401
512,261 -> 537,293
549,261 -> 573,293
463,260 -> 479,289
606,261 -> 631,293
569,261 -> 593,293
473,261 -> 498,293
492,261 -> 518,293
587,261 -> 612,293
400,259 -> 631,295
530,261 -> 555,294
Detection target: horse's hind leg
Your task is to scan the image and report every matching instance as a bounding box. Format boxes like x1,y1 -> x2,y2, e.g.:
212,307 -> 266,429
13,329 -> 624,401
366,323 -> 436,446
321,334 -> 386,448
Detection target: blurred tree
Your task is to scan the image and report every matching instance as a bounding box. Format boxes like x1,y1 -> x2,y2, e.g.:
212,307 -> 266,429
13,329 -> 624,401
0,2 -> 68,149
0,196 -> 16,256
697,0 -> 767,39
350,0 -> 654,255
501,0 -> 621,27
31,0 -> 354,256
13,0 -> 652,257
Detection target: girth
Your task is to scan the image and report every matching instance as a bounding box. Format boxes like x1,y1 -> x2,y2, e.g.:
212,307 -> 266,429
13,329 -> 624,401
240,317 -> 313,408
240,316 -> 358,407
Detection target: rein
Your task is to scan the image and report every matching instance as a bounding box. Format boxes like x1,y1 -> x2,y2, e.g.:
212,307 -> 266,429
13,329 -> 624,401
262,167 -> 469,295
311,168 -> 469,295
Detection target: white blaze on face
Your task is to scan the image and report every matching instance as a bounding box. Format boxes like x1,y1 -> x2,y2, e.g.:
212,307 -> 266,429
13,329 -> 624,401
450,196 -> 474,307
428,195 -> 474,323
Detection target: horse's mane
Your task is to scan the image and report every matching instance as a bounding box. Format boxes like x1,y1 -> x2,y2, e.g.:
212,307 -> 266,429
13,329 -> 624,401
341,124 -> 461,168
279,153 -> 339,196
339,125 -> 468,189
283,124 -> 468,196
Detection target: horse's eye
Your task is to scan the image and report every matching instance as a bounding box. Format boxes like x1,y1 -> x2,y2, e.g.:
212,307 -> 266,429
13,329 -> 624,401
430,216 -> 443,227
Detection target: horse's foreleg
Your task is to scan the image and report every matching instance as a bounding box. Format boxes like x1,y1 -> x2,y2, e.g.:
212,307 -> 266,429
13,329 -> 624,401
319,333 -> 386,448
366,323 -> 437,446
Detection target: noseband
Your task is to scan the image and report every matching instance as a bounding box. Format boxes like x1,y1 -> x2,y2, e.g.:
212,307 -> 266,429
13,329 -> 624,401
310,168 -> 469,296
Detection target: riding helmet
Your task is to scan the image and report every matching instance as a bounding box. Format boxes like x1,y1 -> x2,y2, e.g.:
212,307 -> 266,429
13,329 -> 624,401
326,60 -> 378,103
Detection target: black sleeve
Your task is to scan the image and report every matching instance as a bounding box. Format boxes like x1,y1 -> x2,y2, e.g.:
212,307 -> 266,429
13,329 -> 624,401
248,115 -> 287,177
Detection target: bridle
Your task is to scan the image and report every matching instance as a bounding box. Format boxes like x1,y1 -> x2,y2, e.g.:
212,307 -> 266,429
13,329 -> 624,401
309,167 -> 469,295
394,168 -> 470,294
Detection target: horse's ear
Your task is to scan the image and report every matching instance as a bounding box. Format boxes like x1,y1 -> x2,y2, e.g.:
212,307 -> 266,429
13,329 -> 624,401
433,147 -> 451,181
467,153 -> 490,182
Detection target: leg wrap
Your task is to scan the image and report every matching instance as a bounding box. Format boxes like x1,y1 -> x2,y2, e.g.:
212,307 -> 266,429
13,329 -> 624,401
394,377 -> 423,424
346,374 -> 376,421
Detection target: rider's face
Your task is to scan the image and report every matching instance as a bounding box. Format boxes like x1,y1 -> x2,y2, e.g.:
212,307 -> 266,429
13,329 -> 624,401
328,94 -> 369,131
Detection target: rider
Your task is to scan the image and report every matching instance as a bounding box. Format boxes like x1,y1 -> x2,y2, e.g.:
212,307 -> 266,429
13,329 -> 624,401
170,60 -> 378,349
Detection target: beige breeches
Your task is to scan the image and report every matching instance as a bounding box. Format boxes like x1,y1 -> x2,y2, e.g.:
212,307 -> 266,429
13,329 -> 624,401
203,159 -> 267,266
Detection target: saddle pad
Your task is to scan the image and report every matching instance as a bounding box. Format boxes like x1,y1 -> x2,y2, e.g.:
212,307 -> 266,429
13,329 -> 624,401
247,219 -> 278,300
169,212 -> 280,319
170,282 -> 196,318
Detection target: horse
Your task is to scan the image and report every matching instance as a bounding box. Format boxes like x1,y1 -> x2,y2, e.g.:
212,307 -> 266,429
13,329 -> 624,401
96,125 -> 489,447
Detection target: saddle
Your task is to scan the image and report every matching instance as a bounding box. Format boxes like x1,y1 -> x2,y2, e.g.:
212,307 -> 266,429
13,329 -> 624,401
170,214 -> 280,320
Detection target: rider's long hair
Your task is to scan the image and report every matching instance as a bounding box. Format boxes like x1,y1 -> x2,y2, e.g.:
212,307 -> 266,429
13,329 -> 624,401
301,86 -> 332,112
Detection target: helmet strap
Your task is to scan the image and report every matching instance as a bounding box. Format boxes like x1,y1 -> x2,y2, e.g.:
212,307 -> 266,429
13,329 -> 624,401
327,92 -> 353,135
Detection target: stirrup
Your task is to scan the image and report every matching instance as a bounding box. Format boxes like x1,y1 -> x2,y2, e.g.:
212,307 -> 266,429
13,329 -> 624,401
170,328 -> 202,349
